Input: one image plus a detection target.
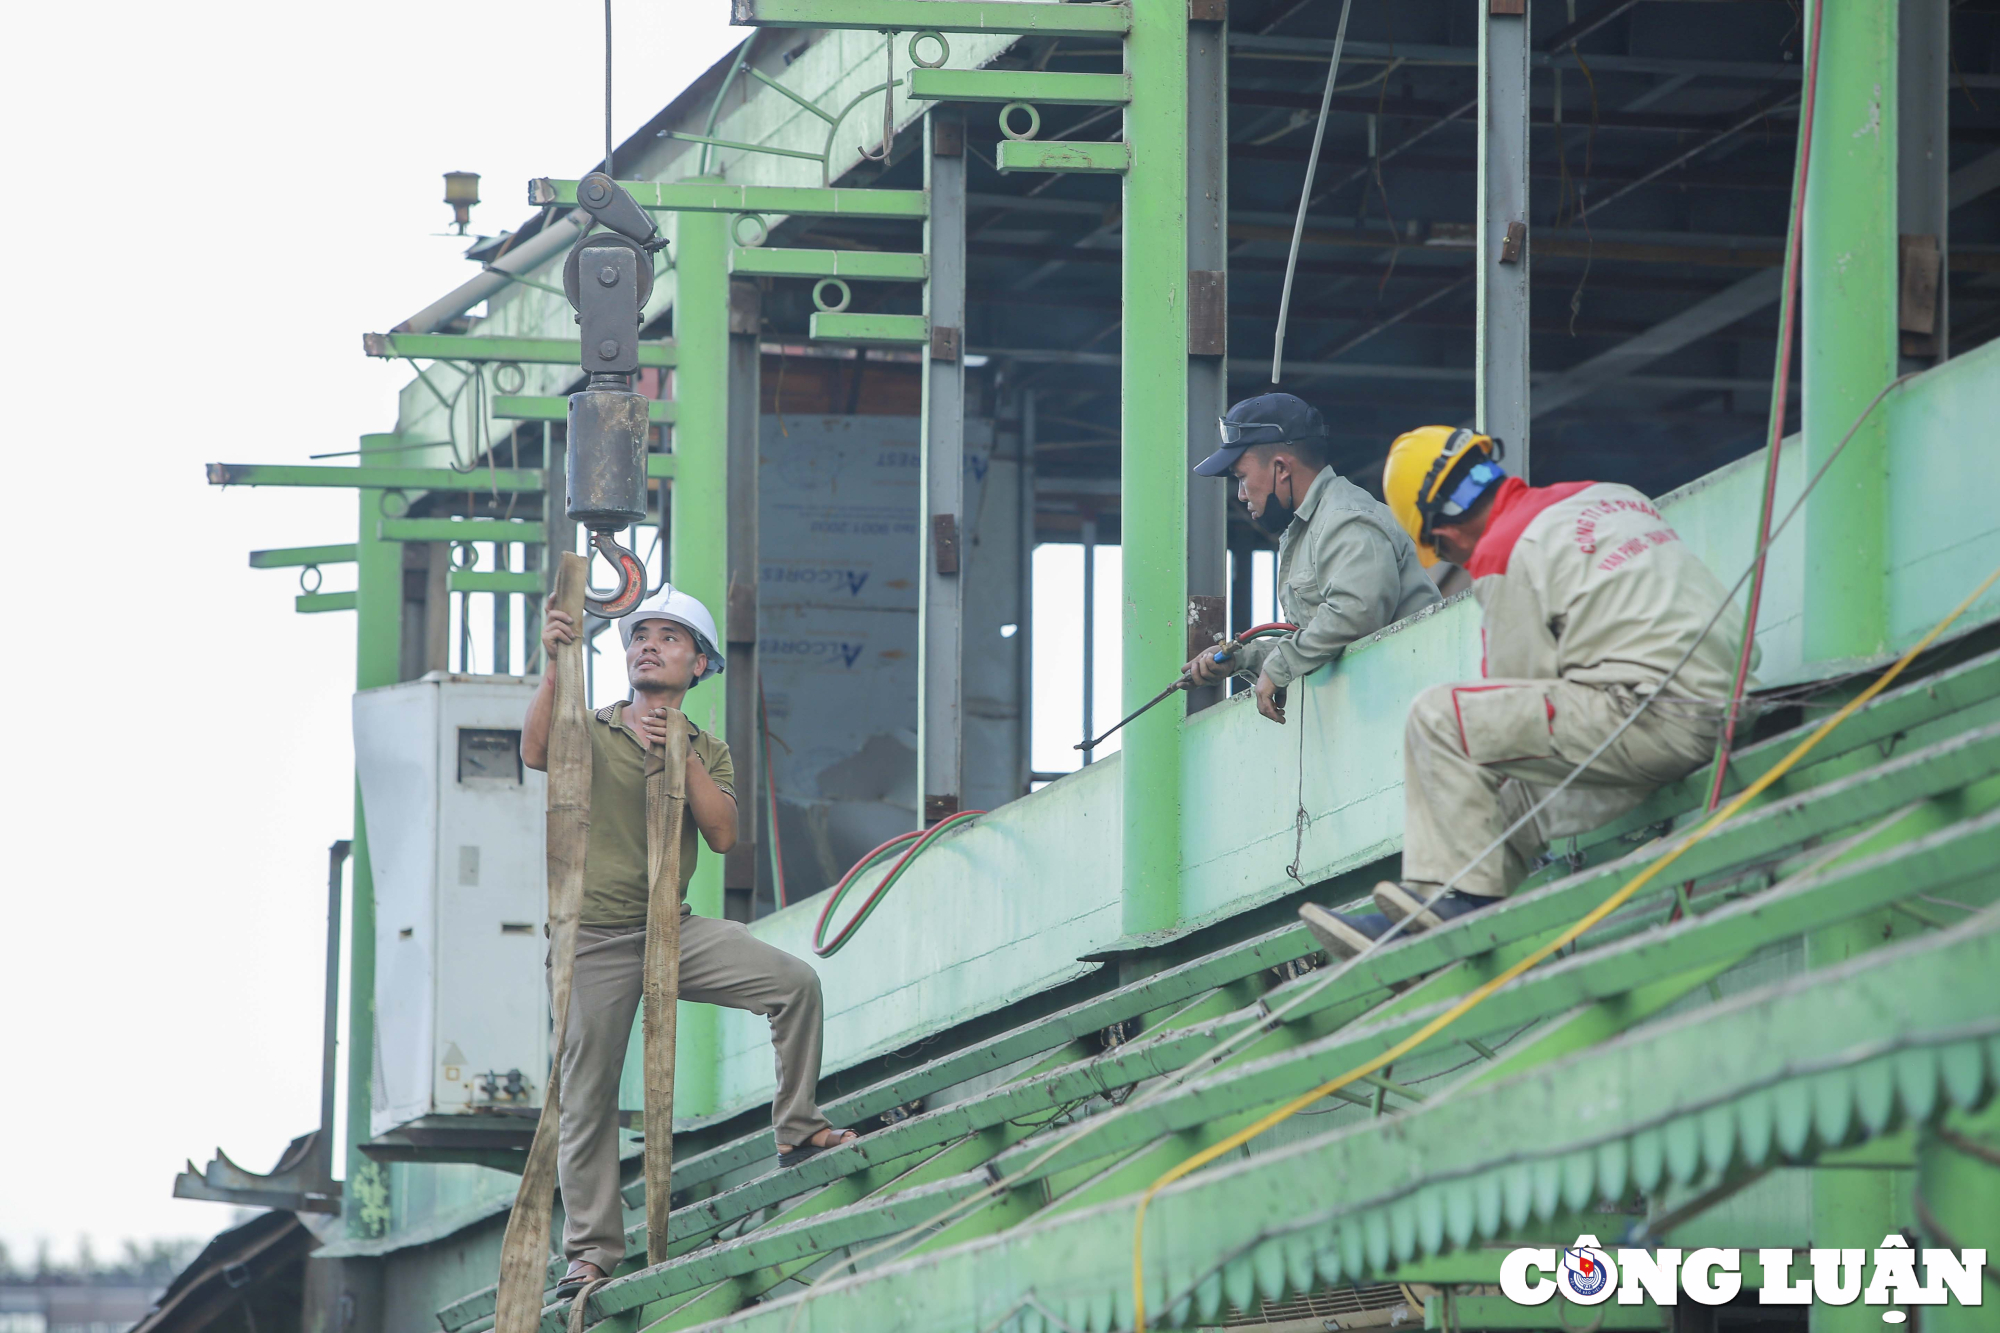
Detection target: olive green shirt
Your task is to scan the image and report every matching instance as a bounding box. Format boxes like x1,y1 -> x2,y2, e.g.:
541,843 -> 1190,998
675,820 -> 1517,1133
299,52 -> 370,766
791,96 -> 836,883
580,702 -> 735,928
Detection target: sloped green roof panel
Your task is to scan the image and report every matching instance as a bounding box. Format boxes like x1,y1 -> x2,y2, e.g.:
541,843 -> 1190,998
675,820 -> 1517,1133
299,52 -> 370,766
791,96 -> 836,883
661,916 -> 1996,1333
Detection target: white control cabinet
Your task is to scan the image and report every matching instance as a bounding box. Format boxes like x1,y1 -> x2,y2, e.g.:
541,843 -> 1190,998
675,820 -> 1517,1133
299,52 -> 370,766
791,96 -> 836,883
354,674 -> 548,1137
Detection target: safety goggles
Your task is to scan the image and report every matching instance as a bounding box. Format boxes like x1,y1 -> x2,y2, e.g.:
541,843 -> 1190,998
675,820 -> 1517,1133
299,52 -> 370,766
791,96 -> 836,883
1218,418 -> 1288,445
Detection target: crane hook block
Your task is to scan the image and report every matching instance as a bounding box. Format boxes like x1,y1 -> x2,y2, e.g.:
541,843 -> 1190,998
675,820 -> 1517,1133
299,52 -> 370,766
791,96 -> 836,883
583,530 -> 648,619
575,172 -> 664,252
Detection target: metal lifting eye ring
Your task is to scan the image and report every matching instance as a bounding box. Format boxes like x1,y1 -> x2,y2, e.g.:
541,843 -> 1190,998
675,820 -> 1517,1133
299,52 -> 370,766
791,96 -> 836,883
492,361 -> 527,395
299,564 -> 323,595
378,489 -> 411,519
452,541 -> 480,570
732,213 -> 769,248
908,30 -> 949,68
812,277 -> 853,313
998,102 -> 1041,142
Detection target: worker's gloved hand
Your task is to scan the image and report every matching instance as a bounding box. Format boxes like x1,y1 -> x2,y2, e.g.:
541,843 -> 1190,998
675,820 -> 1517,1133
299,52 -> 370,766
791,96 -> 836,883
1183,647 -> 1231,688
542,606 -> 578,656
1254,670 -> 1287,725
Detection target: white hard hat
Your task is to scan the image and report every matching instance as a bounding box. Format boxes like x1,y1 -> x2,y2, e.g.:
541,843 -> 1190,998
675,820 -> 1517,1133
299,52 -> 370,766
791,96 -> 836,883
618,583 -> 725,680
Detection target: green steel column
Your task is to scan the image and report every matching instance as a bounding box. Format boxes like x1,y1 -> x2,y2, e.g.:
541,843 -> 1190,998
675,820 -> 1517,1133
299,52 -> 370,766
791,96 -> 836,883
346,487 -> 400,1238
1808,913 -> 1907,1332
671,199 -> 730,1117
1120,0 -> 1189,936
1915,1098 -> 2000,1332
1802,1 -> 1897,663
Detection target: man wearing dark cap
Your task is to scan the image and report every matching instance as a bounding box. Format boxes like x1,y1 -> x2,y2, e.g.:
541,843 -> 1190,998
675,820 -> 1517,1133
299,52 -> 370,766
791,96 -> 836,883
1186,393 -> 1441,721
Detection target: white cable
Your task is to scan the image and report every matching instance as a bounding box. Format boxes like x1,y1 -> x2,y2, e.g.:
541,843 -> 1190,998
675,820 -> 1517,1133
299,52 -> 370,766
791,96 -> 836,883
1269,0 -> 1354,383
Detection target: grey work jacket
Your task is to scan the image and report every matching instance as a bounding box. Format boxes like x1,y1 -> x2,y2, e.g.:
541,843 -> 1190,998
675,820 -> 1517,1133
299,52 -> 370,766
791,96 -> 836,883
1234,469 -> 1443,687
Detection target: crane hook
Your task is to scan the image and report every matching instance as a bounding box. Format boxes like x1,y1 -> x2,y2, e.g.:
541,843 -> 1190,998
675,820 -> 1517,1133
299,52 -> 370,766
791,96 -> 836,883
583,529 -> 648,619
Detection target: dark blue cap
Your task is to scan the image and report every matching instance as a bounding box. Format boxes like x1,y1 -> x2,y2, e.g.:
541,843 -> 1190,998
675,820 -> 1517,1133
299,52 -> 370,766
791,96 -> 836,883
1193,392 -> 1327,476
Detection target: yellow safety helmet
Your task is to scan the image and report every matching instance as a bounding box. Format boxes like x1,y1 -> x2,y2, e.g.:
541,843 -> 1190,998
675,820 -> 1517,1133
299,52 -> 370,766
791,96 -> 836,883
1382,426 -> 1507,567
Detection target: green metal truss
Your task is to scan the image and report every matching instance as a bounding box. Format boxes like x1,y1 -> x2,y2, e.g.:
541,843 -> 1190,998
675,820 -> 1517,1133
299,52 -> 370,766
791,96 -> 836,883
690,920 -> 2000,1333
995,141 -> 1132,175
494,395 -> 676,424
727,248 -> 927,282
428,644 -> 2000,1333
363,332 -> 678,368
905,69 -> 1131,106
249,543 -> 357,569
206,463 -> 543,492
376,518 -> 546,543
728,0 -> 1131,37
531,178 -> 928,220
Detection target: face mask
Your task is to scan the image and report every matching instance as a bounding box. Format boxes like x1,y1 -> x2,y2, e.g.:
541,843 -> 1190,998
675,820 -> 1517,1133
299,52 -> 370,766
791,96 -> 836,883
1251,470 -> 1296,536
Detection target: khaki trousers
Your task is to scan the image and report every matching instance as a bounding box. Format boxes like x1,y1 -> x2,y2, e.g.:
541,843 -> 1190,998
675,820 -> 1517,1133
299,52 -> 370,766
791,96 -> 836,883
1401,678 -> 1719,899
550,917 -> 833,1272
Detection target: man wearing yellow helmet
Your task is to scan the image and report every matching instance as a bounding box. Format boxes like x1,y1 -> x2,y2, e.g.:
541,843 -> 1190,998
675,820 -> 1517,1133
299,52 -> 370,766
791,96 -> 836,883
1298,427 -> 1751,960
1185,392 -> 1441,721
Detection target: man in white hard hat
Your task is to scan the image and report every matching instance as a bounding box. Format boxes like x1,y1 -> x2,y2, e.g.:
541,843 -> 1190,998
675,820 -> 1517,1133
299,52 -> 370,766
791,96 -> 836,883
522,584 -> 857,1296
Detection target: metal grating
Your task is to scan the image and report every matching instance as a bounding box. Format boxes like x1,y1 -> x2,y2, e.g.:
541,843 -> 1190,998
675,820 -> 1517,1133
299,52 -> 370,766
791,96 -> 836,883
1223,1283 -> 1416,1328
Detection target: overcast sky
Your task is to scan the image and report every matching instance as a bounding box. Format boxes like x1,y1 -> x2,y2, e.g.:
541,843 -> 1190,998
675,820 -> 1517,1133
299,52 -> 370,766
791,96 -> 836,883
0,0 -> 745,1265
0,1 -> 1286,1269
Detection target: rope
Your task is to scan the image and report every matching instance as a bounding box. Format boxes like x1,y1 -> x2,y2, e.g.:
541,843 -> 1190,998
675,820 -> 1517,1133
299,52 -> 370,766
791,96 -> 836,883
1672,0 -> 1826,925
640,705 -> 691,1263
493,554 -> 592,1333
1128,558 -> 2000,1332
1702,0 -> 1825,821
759,674 -> 789,908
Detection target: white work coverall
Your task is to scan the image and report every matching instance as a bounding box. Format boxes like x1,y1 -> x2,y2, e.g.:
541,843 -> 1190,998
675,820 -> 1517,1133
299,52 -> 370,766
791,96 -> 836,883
1401,481 -> 1749,898
1231,469 -> 1443,688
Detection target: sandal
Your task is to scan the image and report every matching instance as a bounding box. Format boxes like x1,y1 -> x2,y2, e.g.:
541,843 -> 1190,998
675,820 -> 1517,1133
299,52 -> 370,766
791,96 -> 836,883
554,1260 -> 606,1300
775,1126 -> 858,1167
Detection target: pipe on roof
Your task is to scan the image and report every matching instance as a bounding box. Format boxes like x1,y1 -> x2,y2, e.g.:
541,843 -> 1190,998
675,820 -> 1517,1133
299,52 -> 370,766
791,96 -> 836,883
392,212 -> 585,334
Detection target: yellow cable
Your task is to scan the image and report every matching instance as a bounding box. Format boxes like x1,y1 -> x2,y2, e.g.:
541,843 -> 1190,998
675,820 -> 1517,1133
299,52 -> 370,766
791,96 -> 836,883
1130,562 -> 2000,1332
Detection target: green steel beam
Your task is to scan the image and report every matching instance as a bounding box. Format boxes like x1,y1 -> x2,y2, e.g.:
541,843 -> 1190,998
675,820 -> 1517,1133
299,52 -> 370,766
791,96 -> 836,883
660,652 -> 2000,1198
553,1178 -> 992,1332
1915,1099 -> 2000,1333
363,332 -> 678,368
346,486 -> 402,1240
296,592 -> 357,613
648,922 -> 1318,1199
493,395 -> 676,424
250,543 -> 356,569
729,0 -> 1130,37
1121,0 -> 1190,938
647,454 -> 677,481
377,518 -> 546,544
559,718 -> 2000,1262
727,248 -> 927,281
987,805 -> 2000,1187
206,463 -> 542,492
905,68 -> 1130,106
1802,2 -> 1897,661
807,312 -> 929,345
672,198 -> 732,1118
653,916 -> 2000,1333
448,571 -> 542,595
531,178 -> 927,220
995,140 -> 1132,174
